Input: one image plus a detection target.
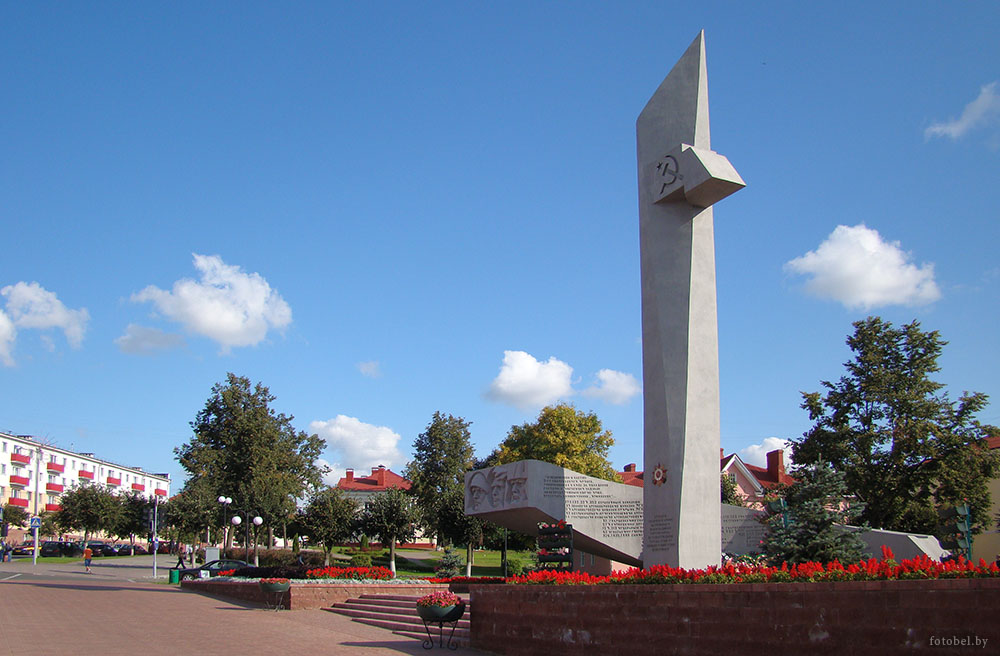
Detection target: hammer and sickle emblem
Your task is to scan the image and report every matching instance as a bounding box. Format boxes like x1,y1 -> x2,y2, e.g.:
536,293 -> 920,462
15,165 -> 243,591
656,155 -> 680,192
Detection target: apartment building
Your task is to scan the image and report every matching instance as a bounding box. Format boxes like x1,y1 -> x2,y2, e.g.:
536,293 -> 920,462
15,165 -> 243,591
0,431 -> 170,518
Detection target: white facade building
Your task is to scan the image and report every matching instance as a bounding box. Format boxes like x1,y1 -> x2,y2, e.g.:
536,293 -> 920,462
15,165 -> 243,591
0,431 -> 170,517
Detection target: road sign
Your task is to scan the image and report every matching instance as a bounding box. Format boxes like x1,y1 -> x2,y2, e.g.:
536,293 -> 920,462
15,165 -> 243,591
29,516 -> 41,530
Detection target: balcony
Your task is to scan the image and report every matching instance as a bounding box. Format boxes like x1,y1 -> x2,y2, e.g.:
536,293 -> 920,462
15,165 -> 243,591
45,503 -> 62,512
107,477 -> 121,486
46,462 -> 65,473
46,482 -> 64,493
9,475 -> 30,487
8,497 -> 28,508
131,483 -> 145,492
11,453 -> 30,465
78,470 -> 94,479
154,488 -> 167,497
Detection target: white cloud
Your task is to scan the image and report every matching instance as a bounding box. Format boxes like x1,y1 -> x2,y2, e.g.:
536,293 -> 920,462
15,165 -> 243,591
115,324 -> 185,354
0,282 -> 89,364
784,224 -> 941,310
738,437 -> 793,468
309,415 -> 404,472
486,350 -> 574,410
582,369 -> 641,405
357,360 -> 382,378
315,457 -> 346,488
2,281 -> 89,348
925,81 -> 1000,140
131,254 -> 291,353
0,310 -> 15,367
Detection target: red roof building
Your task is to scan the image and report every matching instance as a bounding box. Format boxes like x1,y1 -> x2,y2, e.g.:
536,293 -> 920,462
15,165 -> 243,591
618,448 -> 794,510
335,465 -> 411,504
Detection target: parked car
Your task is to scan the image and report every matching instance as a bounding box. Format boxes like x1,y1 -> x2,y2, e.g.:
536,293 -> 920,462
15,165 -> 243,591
60,541 -> 85,556
39,541 -> 65,557
11,543 -> 34,556
175,559 -> 247,581
85,541 -> 117,556
117,544 -> 147,556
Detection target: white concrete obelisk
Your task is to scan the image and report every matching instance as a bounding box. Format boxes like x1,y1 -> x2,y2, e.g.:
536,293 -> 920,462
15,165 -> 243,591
638,32 -> 744,569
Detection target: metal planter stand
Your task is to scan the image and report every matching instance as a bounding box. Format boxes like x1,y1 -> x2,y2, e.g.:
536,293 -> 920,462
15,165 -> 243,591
418,601 -> 466,650
259,581 -> 290,611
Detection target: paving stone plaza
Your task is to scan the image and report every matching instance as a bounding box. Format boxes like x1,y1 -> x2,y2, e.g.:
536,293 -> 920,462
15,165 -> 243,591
0,556 -> 483,655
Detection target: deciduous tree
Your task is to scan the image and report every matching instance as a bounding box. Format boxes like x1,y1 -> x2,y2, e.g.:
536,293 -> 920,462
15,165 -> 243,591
361,487 -> 417,577
404,412 -> 475,544
56,484 -> 121,544
176,373 -> 327,542
2,503 -> 29,534
301,487 -> 358,566
495,403 -> 620,481
795,317 -> 1000,537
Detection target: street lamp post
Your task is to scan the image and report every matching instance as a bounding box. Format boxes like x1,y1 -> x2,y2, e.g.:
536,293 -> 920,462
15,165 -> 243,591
217,496 -> 232,554
230,511 -> 262,565
32,445 -> 42,566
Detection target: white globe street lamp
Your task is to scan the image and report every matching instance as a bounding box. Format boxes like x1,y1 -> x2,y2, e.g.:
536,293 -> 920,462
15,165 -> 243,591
217,496 -> 233,552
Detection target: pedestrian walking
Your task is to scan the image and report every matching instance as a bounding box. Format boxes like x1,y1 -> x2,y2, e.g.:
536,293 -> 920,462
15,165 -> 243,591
175,543 -> 187,569
83,546 -> 93,573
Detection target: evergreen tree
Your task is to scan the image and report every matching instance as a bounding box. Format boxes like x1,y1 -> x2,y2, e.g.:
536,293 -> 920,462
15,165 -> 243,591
761,460 -> 867,565
796,317 -> 999,536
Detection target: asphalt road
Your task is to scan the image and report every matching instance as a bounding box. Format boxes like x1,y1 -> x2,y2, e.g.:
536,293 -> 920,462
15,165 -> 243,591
0,553 -> 171,583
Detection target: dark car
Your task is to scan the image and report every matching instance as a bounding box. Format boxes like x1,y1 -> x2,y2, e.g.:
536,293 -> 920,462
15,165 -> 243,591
61,541 -> 85,556
85,541 -> 117,556
39,541 -> 65,557
175,559 -> 248,581
117,544 -> 146,556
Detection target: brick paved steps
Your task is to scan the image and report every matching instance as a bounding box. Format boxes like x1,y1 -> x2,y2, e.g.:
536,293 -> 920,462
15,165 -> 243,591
326,593 -> 470,647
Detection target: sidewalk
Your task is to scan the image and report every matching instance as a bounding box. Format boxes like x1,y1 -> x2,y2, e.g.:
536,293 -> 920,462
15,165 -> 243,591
0,578 -> 488,656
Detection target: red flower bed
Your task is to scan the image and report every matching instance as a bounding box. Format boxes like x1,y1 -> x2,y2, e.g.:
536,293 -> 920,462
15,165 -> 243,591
427,576 -> 506,584
509,548 -> 1000,585
305,565 -> 393,580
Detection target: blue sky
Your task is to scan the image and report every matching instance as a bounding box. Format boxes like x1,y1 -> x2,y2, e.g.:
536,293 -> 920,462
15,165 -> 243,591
3,2 -> 998,489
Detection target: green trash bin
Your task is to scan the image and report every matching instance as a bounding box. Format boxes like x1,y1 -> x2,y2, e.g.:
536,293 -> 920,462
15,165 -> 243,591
169,569 -> 180,584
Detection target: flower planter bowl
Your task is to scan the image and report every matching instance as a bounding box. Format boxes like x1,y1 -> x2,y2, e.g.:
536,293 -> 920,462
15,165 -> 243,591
259,581 -> 291,593
417,600 -> 465,623
537,526 -> 569,536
